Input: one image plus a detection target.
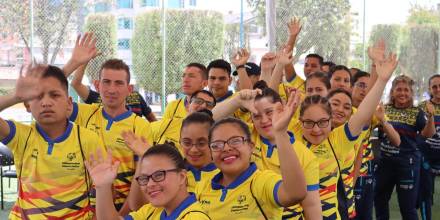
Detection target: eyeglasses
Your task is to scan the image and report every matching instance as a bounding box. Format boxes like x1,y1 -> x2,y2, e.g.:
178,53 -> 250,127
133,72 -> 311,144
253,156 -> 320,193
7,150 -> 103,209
301,118 -> 331,129
209,136 -> 248,152
355,82 -> 368,89
135,168 -> 180,186
191,97 -> 215,108
180,139 -> 208,149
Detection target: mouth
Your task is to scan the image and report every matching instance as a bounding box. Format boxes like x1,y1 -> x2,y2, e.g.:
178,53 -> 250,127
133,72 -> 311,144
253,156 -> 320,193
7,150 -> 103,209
147,189 -> 163,198
221,154 -> 238,164
261,124 -> 272,131
333,112 -> 345,119
40,110 -> 55,116
188,154 -> 202,161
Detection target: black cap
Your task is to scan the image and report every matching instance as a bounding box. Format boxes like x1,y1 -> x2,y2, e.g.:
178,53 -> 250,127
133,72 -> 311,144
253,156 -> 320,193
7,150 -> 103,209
232,62 -> 261,76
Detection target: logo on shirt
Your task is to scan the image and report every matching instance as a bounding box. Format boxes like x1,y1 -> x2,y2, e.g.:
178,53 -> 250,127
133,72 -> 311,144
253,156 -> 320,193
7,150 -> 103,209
200,199 -> 211,205
231,194 -> 249,214
31,149 -> 38,159
62,152 -> 80,170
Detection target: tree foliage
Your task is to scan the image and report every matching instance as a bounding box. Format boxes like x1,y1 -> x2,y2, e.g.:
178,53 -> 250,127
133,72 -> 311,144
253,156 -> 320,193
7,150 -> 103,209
0,0 -> 79,64
84,13 -> 117,80
247,0 -> 351,65
132,10 -> 224,94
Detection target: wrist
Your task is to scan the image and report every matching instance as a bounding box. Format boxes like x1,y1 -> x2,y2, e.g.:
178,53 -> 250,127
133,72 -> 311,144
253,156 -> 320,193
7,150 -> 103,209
95,183 -> 113,189
235,64 -> 246,70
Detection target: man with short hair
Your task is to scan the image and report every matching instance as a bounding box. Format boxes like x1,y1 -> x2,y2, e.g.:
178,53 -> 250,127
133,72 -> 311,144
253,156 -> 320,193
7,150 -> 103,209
207,59 -> 234,102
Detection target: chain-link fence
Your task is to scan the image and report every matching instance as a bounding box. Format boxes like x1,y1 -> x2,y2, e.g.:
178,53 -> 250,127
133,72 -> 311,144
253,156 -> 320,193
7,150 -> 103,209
0,0 -> 439,114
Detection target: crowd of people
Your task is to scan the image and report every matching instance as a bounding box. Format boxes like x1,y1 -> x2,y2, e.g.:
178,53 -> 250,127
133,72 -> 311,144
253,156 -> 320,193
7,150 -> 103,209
0,18 -> 439,220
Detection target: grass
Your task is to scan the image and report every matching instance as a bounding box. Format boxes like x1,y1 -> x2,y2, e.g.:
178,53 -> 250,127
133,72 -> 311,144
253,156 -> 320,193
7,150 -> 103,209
1,177 -> 439,219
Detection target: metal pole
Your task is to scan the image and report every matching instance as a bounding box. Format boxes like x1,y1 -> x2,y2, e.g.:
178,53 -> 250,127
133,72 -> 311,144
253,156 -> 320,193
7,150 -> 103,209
362,0 -> 366,70
161,0 -> 167,114
239,0 -> 244,48
266,0 -> 276,51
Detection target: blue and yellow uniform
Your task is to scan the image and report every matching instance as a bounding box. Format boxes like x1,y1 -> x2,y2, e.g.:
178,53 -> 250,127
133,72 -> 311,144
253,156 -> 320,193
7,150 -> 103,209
186,162 -> 218,193
279,76 -> 305,101
251,130 -> 319,219
70,103 -> 152,209
162,98 -> 188,120
151,118 -> 184,152
195,163 -> 284,219
298,123 -> 360,220
123,193 -> 210,220
2,120 -> 105,220
375,105 -> 426,220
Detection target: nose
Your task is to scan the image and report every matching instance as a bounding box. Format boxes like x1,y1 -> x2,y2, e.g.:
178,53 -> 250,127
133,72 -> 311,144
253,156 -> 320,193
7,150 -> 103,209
40,94 -> 52,107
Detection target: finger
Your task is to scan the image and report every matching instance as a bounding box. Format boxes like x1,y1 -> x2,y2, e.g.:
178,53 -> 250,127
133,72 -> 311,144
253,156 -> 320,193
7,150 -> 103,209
84,32 -> 92,46
90,37 -> 97,49
89,152 -> 96,168
75,34 -> 81,46
248,105 -> 259,115
79,33 -> 88,46
112,160 -> 121,173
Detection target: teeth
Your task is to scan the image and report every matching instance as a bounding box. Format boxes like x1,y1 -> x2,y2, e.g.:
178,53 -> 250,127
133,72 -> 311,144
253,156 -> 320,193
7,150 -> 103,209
223,156 -> 237,161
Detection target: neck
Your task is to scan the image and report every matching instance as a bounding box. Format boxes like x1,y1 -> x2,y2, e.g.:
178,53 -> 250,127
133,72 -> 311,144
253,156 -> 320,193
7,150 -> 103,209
215,91 -> 228,99
431,97 -> 440,105
39,120 -> 68,140
164,190 -> 189,216
353,99 -> 361,108
103,105 -> 127,118
394,102 -> 411,109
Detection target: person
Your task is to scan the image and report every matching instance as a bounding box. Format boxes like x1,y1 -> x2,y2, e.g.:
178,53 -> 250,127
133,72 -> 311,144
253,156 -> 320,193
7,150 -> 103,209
303,54 -> 324,78
197,92 -> 307,219
150,90 -> 216,150
351,71 -> 370,108
292,52 -> 397,219
85,144 -> 210,220
232,62 -> 261,89
69,62 -> 156,122
418,74 -> 440,220
212,83 -> 321,220
162,63 -> 208,120
329,65 -> 352,92
305,72 -> 331,97
375,75 -> 435,220
0,65 -> 105,219
322,61 -> 336,74
63,34 -> 153,213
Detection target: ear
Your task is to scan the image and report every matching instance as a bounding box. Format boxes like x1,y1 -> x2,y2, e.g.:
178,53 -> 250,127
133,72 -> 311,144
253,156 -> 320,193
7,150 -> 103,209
23,102 -> 31,113
67,96 -> 73,113
93,80 -> 100,92
179,170 -> 188,187
128,84 -> 134,93
202,79 -> 208,88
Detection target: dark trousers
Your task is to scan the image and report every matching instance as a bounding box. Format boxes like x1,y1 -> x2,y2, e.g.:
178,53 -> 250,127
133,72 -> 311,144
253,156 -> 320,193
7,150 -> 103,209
418,157 -> 438,220
374,152 -> 421,220
353,161 -> 374,220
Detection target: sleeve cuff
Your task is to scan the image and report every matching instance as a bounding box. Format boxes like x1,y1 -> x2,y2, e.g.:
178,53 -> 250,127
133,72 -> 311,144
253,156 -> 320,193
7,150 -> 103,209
123,215 -> 134,220
273,180 -> 282,207
1,120 -> 16,145
69,102 -> 79,122
344,123 -> 359,141
287,75 -> 296,83
307,184 -> 319,191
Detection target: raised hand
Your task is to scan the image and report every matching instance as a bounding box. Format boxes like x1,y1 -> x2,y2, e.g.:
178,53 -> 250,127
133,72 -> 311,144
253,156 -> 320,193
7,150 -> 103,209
272,90 -> 301,133
237,89 -> 262,114
85,148 -> 120,188
121,131 -> 150,156
276,49 -> 294,66
260,52 -> 277,71
376,53 -> 398,82
368,39 -> 386,63
375,102 -> 385,123
70,32 -> 99,66
426,101 -> 435,117
14,65 -> 45,102
231,48 -> 250,67
287,17 -> 302,37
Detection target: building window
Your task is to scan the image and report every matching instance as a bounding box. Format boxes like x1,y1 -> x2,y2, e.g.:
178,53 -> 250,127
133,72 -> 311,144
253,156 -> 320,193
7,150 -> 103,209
168,0 -> 183,8
95,2 -> 110,12
141,0 -> 159,7
117,0 -> 133,9
118,18 -> 133,30
118,39 -> 130,49
189,0 -> 196,6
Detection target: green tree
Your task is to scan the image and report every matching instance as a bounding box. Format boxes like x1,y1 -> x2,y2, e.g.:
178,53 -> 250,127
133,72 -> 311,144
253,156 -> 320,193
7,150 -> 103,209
367,24 -> 401,69
132,10 -> 224,94
247,0 -> 351,65
84,13 -> 117,80
0,0 -> 79,64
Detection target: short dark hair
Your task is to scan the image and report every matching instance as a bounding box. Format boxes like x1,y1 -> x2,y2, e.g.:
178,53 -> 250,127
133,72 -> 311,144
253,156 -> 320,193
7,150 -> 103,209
327,88 -> 352,101
141,143 -> 185,170
306,72 -> 331,90
190,90 -> 217,107
99,59 -> 131,83
428,74 -> 440,86
300,95 -> 332,118
323,61 -> 336,69
181,111 -> 215,134
43,65 -> 69,93
207,59 -> 232,76
329,65 -> 352,86
352,71 -> 370,84
305,54 -> 324,66
209,117 -> 251,143
186,62 -> 208,80
253,80 -> 282,104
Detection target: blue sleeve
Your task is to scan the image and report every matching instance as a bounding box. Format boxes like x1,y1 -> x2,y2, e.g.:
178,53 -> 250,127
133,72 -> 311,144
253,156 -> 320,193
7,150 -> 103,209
1,120 -> 16,145
307,184 -> 319,191
123,215 -> 134,220
416,108 -> 427,132
69,102 -> 79,122
273,180 -> 282,207
84,90 -> 101,104
344,123 -> 359,141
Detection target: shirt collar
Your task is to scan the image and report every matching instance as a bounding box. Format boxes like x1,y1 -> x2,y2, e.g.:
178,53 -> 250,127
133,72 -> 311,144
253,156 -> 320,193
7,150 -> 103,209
211,162 -> 257,190
260,131 -> 295,158
102,108 -> 133,130
216,91 -> 234,103
160,193 -> 197,220
186,162 -> 217,181
36,120 -> 73,155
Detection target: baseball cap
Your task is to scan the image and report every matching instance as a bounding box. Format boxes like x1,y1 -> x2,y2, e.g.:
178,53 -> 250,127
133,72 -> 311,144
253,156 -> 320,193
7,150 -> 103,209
232,62 -> 261,76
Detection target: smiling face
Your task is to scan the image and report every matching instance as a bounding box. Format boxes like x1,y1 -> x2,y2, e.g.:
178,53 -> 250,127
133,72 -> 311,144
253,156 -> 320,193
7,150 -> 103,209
252,97 -> 278,140
391,81 -> 413,108
301,105 -> 332,145
209,123 -> 253,178
181,122 -> 212,169
28,76 -> 72,126
329,92 -> 352,128
139,155 -> 187,208
330,70 -> 352,92
429,77 -> 440,103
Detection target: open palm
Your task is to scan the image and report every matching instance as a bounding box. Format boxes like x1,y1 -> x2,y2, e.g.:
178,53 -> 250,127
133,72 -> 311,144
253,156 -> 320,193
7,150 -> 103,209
15,65 -> 44,102
121,131 -> 150,156
272,90 -> 301,133
85,149 -> 120,188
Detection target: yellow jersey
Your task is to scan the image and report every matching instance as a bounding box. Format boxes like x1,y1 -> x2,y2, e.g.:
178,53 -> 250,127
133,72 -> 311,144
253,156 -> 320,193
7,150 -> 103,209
195,163 -> 283,219
151,118 -> 183,153
2,120 -> 105,220
252,130 -> 319,219
186,162 -> 219,193
70,103 -> 153,208
278,76 -> 305,101
124,193 -> 210,220
162,98 -> 188,120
